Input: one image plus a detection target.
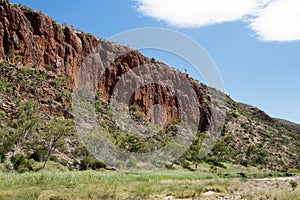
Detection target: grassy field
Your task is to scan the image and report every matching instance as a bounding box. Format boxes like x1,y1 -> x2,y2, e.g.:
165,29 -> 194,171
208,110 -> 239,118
0,165 -> 299,200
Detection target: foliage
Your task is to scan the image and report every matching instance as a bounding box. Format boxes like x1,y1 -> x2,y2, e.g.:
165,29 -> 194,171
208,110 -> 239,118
79,157 -> 106,170
41,117 -> 75,169
0,61 -> 10,67
131,103 -> 138,112
0,49 -> 299,173
11,153 -> 35,173
79,157 -> 90,170
171,118 -> 180,125
43,64 -> 54,71
8,48 -> 15,62
3,160 -> 14,172
29,146 -> 47,162
181,160 -> 192,170
6,99 -> 39,158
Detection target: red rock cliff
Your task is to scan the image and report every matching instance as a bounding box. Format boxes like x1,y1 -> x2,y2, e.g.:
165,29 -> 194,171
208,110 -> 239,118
0,1 -> 213,131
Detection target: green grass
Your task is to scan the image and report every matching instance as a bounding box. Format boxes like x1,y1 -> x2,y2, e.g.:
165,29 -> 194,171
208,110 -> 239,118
0,170 -> 220,199
0,168 -> 299,199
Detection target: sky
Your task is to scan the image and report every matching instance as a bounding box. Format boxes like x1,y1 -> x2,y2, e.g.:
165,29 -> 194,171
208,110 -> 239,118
10,0 -> 300,124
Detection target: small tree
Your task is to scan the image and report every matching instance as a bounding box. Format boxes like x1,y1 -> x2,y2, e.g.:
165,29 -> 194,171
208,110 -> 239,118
0,110 -> 10,161
0,126 -> 14,162
42,117 -> 75,169
8,99 -> 39,158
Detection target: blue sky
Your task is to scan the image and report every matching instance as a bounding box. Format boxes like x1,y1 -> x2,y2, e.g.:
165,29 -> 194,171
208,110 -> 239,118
10,0 -> 300,124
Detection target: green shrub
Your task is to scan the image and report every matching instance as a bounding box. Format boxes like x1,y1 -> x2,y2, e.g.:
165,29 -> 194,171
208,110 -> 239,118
74,146 -> 90,157
0,79 -> 9,93
30,147 -> 47,162
37,161 -> 68,172
49,155 -> 59,162
238,172 -> 247,178
90,160 -> 106,170
79,157 -> 106,170
19,159 -> 35,173
59,158 -> 68,166
181,160 -> 192,170
171,118 -> 180,125
131,104 -> 138,112
15,55 -> 21,62
95,99 -> 103,112
0,61 -> 10,67
11,153 -> 26,170
44,65 -> 54,71
131,113 -> 143,122
11,153 -> 35,173
106,104 -> 112,110
9,48 -> 15,58
240,160 -> 248,167
79,157 -> 91,170
3,160 -> 14,172
72,160 -> 79,168
205,158 -> 227,169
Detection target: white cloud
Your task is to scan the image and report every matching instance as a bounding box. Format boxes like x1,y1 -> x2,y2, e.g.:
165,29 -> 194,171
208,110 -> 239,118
134,0 -> 300,42
135,0 -> 259,27
250,0 -> 300,42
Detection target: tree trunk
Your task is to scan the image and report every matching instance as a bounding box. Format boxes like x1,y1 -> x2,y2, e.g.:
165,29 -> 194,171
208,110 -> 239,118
43,136 -> 53,169
11,129 -> 31,159
43,148 -> 52,169
11,142 -> 18,158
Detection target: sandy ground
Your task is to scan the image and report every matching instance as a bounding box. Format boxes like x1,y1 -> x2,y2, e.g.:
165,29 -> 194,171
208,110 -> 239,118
151,176 -> 300,200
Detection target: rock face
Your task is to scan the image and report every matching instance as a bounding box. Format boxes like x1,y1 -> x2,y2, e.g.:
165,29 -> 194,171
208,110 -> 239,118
0,1 -> 98,85
0,1 -> 299,170
0,1 -> 212,131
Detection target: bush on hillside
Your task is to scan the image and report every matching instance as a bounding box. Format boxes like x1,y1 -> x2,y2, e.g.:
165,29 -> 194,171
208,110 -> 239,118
11,153 -> 35,173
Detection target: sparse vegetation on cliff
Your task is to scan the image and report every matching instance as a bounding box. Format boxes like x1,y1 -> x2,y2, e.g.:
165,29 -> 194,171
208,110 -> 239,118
0,62 -> 299,173
0,1 -> 299,198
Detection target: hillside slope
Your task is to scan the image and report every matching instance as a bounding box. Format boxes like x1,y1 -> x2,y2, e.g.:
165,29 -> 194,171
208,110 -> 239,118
0,1 -> 299,171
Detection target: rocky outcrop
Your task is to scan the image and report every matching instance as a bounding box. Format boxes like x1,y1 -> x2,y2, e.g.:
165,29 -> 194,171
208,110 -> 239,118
0,1 -> 299,170
0,1 -> 212,130
0,1 -> 99,85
